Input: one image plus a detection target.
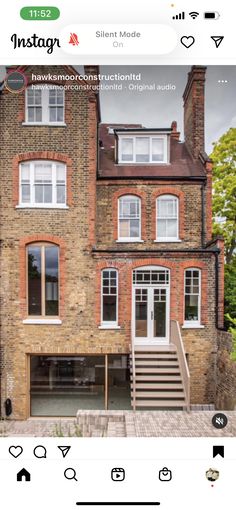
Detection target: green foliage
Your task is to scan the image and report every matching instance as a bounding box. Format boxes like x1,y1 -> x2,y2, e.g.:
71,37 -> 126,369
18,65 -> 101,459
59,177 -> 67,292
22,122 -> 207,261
225,314 -> 236,361
211,127 -> 236,265
224,257 -> 236,322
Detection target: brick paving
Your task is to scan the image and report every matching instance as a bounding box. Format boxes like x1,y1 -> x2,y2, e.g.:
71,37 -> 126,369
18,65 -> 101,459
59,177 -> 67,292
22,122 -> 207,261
1,411 -> 236,437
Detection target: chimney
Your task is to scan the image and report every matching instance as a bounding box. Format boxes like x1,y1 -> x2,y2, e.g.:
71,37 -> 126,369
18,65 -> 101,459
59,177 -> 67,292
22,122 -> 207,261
183,66 -> 207,160
84,65 -> 100,84
171,120 -> 180,141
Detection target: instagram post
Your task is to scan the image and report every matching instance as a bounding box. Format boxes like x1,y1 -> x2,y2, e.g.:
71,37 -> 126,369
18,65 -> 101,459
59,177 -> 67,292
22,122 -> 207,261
0,2 -> 236,508
0,65 -> 235,437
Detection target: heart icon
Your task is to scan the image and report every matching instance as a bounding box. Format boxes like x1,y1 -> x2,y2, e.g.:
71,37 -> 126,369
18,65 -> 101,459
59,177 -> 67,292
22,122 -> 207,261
180,36 -> 195,48
9,445 -> 23,458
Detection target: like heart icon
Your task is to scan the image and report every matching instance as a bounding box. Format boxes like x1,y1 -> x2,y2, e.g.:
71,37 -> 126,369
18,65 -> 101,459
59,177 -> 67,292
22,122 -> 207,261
180,36 -> 195,48
9,445 -> 23,458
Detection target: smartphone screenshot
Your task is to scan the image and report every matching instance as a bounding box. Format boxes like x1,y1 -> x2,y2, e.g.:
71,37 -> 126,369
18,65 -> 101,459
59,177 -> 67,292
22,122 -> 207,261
0,1 -> 235,509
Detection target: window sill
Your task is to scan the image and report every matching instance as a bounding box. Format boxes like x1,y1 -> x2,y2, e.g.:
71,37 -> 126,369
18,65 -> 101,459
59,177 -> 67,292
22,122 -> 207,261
154,239 -> 182,243
23,319 -> 62,325
22,122 -> 67,127
99,325 -> 121,330
117,162 -> 169,166
116,239 -> 144,243
16,205 -> 69,210
182,324 -> 204,329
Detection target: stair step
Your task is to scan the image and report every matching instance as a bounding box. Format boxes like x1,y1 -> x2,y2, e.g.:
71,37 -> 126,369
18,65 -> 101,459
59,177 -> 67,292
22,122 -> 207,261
131,383 -> 184,390
132,360 -> 179,367
134,345 -> 176,352
132,375 -> 182,381
133,354 -> 178,359
131,391 -> 185,398
131,400 -> 186,407
133,368 -> 180,374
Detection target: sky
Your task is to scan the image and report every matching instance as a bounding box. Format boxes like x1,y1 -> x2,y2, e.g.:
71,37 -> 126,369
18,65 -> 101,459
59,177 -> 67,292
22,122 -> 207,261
1,65 -> 235,154
98,65 -> 236,154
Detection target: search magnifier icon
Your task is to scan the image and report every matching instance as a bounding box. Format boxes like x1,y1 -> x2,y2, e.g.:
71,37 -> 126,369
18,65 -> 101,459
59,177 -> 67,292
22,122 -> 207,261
64,468 -> 78,481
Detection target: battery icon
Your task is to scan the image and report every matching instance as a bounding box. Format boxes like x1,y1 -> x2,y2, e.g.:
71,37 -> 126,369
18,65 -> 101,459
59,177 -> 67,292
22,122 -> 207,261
204,11 -> 220,19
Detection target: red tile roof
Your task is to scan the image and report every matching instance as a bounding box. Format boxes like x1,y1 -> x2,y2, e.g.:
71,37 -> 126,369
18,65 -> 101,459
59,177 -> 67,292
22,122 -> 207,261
98,123 -> 206,179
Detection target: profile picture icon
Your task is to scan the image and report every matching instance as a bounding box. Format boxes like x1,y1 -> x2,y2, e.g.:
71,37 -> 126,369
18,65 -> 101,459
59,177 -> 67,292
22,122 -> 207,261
4,71 -> 27,93
205,468 -> 220,482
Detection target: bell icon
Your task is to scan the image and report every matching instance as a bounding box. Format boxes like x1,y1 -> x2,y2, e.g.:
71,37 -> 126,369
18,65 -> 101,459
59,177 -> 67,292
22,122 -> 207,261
69,33 -> 79,46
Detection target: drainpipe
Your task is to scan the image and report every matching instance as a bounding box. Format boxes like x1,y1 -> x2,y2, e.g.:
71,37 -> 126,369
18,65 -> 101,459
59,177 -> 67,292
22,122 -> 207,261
201,182 -> 206,248
215,251 -> 219,330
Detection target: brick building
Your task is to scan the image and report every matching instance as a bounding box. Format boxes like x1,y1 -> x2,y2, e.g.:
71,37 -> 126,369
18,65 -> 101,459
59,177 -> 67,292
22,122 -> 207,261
0,65 -> 225,419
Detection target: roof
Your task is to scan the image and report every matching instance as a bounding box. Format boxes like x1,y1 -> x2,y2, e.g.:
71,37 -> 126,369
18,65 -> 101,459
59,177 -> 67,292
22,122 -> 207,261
98,124 -> 206,180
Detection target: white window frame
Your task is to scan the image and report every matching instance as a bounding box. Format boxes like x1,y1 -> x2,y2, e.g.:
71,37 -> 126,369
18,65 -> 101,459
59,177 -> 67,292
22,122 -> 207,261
18,160 -> 68,209
155,194 -> 180,242
100,268 -> 119,329
24,86 -> 65,125
183,268 -> 202,328
118,135 -> 168,164
118,195 -> 142,242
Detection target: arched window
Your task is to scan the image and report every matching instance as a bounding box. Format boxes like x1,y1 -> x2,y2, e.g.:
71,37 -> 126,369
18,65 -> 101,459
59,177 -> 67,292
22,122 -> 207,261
27,243 -> 59,317
20,160 -> 66,207
101,269 -> 118,326
184,268 -> 201,325
118,195 -> 141,241
156,194 -> 179,241
26,85 -> 64,124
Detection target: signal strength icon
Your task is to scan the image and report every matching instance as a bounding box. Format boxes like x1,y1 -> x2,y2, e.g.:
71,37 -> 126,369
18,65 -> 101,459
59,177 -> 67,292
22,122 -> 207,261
172,11 -> 185,20
189,11 -> 199,19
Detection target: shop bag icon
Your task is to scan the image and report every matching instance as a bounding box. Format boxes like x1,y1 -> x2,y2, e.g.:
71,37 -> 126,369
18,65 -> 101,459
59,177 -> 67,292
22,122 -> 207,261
159,467 -> 172,482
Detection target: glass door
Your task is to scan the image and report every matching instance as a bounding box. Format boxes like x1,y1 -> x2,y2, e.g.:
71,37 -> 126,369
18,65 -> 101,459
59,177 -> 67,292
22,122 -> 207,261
133,286 -> 169,345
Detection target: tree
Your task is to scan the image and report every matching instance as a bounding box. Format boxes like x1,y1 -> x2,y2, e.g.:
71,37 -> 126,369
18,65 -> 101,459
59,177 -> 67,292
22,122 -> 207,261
211,127 -> 236,265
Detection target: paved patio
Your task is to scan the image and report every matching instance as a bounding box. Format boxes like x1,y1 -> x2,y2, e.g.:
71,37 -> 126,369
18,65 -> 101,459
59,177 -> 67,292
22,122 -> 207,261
1,410 -> 236,437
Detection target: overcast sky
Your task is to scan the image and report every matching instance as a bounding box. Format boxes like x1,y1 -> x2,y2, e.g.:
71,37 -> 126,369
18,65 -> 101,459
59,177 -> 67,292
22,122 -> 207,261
99,66 -> 236,154
1,65 -> 235,154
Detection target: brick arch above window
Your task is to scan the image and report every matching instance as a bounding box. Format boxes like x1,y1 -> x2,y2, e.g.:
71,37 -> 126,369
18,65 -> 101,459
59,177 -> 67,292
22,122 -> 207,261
19,234 -> 65,320
13,151 -> 73,207
151,187 -> 185,241
112,188 -> 147,241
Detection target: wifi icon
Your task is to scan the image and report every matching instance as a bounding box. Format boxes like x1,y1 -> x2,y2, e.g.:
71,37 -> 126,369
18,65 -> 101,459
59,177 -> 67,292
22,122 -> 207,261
189,11 -> 199,19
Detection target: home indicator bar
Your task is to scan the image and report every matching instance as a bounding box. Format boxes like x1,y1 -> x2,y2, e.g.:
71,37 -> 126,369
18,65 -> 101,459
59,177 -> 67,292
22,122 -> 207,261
76,504 -> 161,506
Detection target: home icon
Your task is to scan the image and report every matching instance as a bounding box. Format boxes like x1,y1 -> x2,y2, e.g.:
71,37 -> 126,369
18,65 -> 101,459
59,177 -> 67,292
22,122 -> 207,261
17,468 -> 31,482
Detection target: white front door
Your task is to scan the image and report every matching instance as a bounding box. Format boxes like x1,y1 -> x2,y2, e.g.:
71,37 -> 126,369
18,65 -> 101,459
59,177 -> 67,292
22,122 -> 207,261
133,286 -> 169,345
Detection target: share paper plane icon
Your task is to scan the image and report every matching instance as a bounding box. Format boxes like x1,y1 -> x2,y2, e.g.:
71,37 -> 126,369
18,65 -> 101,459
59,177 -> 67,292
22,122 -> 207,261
211,36 -> 224,48
57,446 -> 71,458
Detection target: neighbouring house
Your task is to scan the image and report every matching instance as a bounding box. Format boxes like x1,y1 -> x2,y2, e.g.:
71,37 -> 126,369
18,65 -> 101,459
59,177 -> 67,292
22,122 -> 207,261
0,65 -> 226,419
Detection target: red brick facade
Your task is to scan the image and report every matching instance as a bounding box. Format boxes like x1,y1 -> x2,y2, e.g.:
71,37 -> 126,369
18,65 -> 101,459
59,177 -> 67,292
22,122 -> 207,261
0,64 -> 226,419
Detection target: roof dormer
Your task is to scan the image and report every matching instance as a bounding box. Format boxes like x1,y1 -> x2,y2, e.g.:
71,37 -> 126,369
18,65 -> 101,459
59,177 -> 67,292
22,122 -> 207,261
114,128 -> 171,165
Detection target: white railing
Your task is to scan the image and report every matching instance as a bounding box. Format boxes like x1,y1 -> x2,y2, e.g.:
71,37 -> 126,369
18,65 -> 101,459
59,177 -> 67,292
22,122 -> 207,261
171,320 -> 190,412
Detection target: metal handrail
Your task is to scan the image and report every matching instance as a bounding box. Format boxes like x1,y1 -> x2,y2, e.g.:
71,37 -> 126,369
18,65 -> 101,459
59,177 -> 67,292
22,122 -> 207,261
171,320 -> 190,412
131,337 -> 136,411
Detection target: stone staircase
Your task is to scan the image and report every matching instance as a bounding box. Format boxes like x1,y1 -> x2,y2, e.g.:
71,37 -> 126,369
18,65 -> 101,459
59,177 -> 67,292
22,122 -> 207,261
130,322 -> 190,411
